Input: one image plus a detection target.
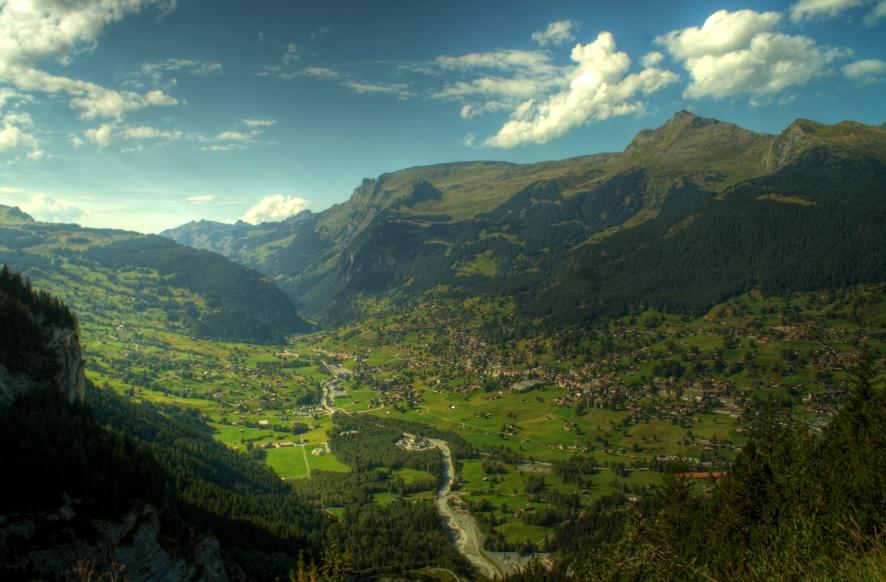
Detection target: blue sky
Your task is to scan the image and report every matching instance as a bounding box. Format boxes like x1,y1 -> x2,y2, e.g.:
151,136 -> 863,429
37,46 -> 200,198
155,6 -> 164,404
0,0 -> 883,233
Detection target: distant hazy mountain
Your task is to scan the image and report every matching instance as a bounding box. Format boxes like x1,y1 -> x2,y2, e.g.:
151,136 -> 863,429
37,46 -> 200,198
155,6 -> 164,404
163,112 -> 886,327
0,208 -> 310,342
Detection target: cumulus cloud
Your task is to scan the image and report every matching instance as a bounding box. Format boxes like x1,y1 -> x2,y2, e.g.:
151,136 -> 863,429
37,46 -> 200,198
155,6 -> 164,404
0,111 -> 44,160
656,9 -> 847,102
84,123 -> 114,146
790,0 -> 866,21
0,0 -> 178,120
21,194 -> 88,223
532,20 -> 579,47
485,32 -> 678,148
843,58 -> 886,81
240,195 -> 309,225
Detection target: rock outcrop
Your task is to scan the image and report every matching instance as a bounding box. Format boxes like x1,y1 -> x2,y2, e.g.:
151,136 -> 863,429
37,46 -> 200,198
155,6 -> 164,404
0,500 -> 228,581
0,326 -> 85,409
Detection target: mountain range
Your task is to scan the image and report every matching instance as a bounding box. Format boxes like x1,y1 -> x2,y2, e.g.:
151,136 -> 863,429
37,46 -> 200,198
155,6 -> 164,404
163,111 -> 886,327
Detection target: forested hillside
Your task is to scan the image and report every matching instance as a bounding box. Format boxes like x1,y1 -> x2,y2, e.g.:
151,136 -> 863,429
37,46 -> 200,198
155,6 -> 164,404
0,268 -> 326,580
0,209 -> 310,343
163,113 -> 886,329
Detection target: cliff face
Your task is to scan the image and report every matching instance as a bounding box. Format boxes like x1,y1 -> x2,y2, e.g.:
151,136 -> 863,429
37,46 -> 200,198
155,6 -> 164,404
0,269 -> 230,581
0,326 -> 85,409
1,501 -> 228,581
49,327 -> 86,403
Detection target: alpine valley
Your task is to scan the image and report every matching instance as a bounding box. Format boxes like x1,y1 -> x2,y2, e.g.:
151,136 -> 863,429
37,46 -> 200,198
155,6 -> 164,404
2,111 -> 885,582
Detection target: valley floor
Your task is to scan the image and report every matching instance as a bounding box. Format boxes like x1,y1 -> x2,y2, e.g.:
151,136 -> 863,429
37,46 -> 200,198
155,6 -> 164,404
77,284 -> 885,578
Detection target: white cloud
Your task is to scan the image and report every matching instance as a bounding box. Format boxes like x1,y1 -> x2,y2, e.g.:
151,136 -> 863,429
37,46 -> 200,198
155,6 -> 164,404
258,43 -> 304,79
301,67 -> 414,99
0,186 -> 23,194
84,123 -> 114,146
429,51 -> 569,117
788,0 -> 886,24
282,43 -> 301,65
301,66 -> 342,80
790,0 -> 866,21
0,111 -> 44,160
199,119 -> 273,152
186,194 -> 216,203
641,51 -> 665,67
240,195 -> 309,225
434,50 -> 559,75
657,9 -> 783,60
242,118 -> 276,129
866,0 -> 886,24
310,26 -> 331,41
843,58 -> 886,81
132,58 -> 223,87
202,144 -> 236,152
0,88 -> 29,108
532,20 -> 579,47
0,0 -> 178,120
81,123 -> 181,147
341,80 -> 412,99
485,32 -> 678,148
656,9 -> 847,102
121,125 -> 182,140
21,193 -> 88,223
215,130 -> 252,142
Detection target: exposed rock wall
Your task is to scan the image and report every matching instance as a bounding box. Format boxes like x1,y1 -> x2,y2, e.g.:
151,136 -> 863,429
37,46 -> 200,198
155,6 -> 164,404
0,326 -> 85,409
0,502 -> 228,581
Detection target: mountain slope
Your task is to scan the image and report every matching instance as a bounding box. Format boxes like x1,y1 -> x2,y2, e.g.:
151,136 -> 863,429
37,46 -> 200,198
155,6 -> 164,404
0,209 -> 310,342
0,270 -> 326,580
163,112 -> 886,327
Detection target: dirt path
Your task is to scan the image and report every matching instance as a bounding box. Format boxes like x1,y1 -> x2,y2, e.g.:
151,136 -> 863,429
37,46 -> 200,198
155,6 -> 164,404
301,443 -> 311,478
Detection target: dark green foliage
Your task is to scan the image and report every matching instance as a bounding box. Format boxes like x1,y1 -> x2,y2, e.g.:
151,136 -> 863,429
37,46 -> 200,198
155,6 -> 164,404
553,454 -> 600,483
0,264 -> 76,378
0,385 -> 163,518
329,413 -> 474,473
87,386 -> 328,579
540,154 -> 886,325
83,236 -> 310,342
329,414 -> 441,474
335,501 -> 465,574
